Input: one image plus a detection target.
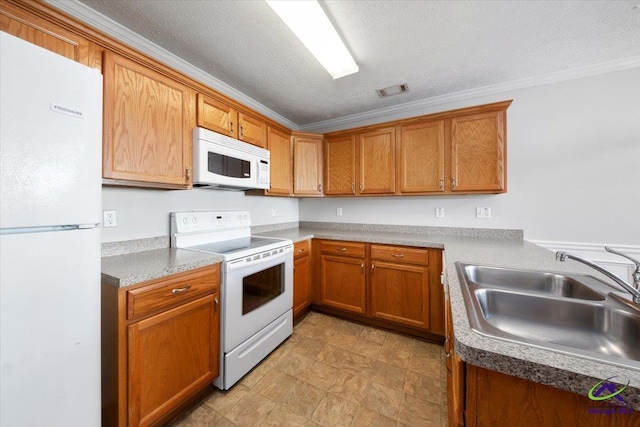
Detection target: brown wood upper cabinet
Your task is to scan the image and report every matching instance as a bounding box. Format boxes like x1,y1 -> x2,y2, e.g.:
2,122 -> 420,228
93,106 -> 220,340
450,109 -> 506,192
358,127 -> 396,194
238,112 -> 267,148
196,94 -> 267,148
293,132 -> 323,196
323,128 -> 396,196
0,2 -> 102,70
266,126 -> 292,195
196,93 -> 238,138
397,120 -> 446,193
323,101 -> 510,196
324,135 -> 356,195
102,51 -> 195,189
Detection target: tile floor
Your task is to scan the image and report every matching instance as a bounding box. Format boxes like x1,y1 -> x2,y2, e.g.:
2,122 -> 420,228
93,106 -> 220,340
171,312 -> 447,426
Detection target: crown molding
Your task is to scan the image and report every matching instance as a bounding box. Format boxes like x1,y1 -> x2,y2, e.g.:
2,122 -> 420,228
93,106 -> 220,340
44,1 -> 640,134
45,0 -> 298,130
299,57 -> 640,133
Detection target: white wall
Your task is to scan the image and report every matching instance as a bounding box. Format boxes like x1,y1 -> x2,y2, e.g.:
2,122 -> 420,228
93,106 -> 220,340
101,187 -> 298,243
300,68 -> 640,246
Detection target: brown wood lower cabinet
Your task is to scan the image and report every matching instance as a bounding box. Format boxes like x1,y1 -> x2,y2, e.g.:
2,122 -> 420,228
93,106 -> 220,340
102,264 -> 220,427
293,239 -> 311,320
445,297 -> 640,427
320,253 -> 367,314
314,239 -> 443,338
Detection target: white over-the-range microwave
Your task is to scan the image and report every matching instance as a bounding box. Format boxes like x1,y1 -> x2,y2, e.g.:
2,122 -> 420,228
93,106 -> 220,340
193,127 -> 270,191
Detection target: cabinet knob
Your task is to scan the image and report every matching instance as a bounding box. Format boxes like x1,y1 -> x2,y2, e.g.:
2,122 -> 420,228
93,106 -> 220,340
171,285 -> 192,294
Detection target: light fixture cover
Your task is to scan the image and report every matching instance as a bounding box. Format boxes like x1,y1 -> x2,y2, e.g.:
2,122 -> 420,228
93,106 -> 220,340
266,0 -> 359,79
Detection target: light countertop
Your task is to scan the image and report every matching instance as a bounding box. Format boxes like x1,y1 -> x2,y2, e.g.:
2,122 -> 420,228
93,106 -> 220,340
101,224 -> 639,408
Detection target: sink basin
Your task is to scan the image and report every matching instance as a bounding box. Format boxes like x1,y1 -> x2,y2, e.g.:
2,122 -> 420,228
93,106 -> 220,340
456,262 -> 640,369
461,264 -> 605,301
474,289 -> 640,362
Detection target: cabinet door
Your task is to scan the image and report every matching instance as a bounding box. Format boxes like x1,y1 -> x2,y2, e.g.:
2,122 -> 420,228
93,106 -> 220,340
370,261 -> 430,329
398,120 -> 445,193
320,255 -> 366,314
0,3 -> 101,69
293,254 -> 311,319
293,134 -> 323,196
238,112 -> 266,148
358,127 -> 396,194
103,51 -> 195,188
324,135 -> 356,195
196,93 -> 237,138
267,127 -> 292,195
128,294 -> 219,427
450,110 -> 506,192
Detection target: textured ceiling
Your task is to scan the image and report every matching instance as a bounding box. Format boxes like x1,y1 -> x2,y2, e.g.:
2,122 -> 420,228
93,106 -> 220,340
77,0 -> 640,126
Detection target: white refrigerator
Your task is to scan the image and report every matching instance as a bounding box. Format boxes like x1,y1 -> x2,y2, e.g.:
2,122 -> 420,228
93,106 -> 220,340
0,32 -> 102,426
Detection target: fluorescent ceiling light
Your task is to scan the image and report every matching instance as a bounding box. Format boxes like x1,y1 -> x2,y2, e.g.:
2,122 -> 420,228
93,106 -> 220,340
266,0 -> 359,79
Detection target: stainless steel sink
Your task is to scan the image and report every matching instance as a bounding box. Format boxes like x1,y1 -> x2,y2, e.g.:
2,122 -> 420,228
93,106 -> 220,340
456,262 -> 640,369
462,264 -> 606,301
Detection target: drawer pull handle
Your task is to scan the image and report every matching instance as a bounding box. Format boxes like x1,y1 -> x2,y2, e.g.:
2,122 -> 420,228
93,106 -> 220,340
298,248 -> 305,252
171,285 -> 192,294
338,248 -> 347,252
391,253 -> 405,258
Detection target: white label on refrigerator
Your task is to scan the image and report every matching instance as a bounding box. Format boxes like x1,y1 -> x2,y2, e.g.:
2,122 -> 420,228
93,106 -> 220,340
50,102 -> 84,119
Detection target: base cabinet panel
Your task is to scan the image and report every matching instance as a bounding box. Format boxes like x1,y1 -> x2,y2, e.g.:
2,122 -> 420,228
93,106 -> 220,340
314,240 -> 444,338
320,254 -> 366,314
128,296 -> 218,427
102,265 -> 220,427
293,240 -> 311,320
370,261 -> 429,329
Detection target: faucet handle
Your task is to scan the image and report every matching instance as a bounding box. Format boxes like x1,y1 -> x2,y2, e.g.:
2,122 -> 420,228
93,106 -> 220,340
605,247 -> 640,268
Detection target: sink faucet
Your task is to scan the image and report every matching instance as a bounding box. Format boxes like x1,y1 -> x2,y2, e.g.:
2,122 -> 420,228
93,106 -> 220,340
556,247 -> 640,304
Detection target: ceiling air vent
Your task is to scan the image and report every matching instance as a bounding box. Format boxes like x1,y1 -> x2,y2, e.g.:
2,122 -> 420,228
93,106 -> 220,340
377,84 -> 408,97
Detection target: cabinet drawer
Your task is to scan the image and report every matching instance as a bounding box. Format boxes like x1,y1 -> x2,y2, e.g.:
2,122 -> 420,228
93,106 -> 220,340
320,240 -> 366,258
371,245 -> 429,265
127,264 -> 219,320
293,240 -> 310,260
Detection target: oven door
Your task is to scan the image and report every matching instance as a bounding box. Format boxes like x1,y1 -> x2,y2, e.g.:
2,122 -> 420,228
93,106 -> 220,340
222,246 -> 293,352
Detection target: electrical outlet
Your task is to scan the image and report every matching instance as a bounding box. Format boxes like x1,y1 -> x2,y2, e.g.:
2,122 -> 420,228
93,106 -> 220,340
435,207 -> 444,218
336,208 -> 343,216
103,210 -> 117,228
271,208 -> 277,217
476,207 -> 491,219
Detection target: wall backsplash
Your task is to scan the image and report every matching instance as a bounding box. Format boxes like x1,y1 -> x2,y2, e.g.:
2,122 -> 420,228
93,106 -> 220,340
101,187 -> 299,243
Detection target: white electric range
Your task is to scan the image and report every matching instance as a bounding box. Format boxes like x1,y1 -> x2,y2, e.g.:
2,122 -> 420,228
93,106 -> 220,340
171,210 -> 293,390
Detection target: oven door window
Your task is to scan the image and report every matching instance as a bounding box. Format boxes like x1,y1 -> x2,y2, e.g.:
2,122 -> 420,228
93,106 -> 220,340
242,263 -> 284,315
208,152 -> 251,179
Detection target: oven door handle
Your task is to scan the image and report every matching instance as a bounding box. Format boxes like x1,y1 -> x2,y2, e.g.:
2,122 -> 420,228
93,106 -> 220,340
225,245 -> 293,272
